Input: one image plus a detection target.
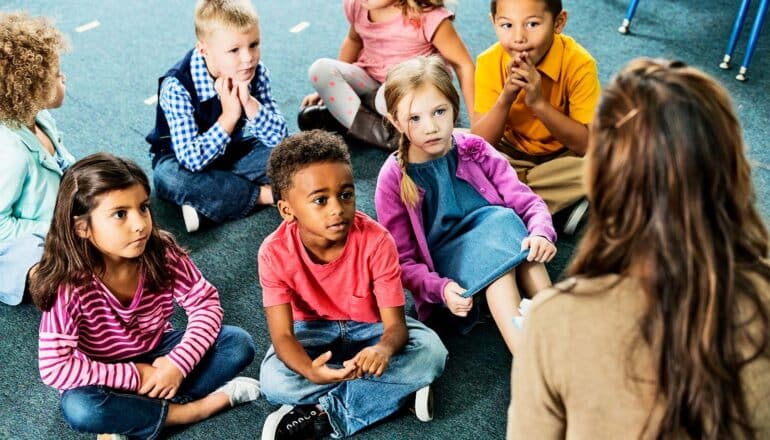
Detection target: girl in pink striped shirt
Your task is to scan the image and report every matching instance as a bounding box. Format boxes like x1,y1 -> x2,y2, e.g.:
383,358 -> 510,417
30,153 -> 260,439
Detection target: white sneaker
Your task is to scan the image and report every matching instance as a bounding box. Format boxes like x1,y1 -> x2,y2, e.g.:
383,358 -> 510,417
214,376 -> 260,407
563,199 -> 589,235
513,298 -> 533,330
414,385 -> 434,422
181,204 -> 200,233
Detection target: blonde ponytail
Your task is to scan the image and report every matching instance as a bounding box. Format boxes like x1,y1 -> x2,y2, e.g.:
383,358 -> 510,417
397,133 -> 420,207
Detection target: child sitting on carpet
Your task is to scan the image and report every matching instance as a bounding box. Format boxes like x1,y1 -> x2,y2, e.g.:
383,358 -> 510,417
0,11 -> 75,305
298,0 -> 474,151
146,0 -> 287,233
30,153 -> 259,439
375,56 -> 556,355
258,130 -> 447,439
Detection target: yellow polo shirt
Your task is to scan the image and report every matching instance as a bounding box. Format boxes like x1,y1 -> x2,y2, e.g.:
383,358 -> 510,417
475,34 -> 600,156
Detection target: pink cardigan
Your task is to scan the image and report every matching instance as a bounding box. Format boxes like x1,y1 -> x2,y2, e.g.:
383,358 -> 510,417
374,131 -> 555,320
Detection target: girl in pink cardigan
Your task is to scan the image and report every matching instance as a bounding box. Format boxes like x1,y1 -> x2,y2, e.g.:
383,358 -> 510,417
375,56 -> 556,355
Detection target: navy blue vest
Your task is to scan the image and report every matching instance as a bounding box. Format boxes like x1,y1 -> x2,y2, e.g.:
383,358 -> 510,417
145,49 -> 260,166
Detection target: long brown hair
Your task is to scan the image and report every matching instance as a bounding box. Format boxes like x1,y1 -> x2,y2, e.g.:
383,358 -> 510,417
570,58 -> 770,438
383,55 -> 460,207
30,153 -> 180,311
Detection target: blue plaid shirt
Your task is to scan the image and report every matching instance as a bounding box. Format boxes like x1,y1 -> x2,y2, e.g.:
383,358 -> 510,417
159,49 -> 288,172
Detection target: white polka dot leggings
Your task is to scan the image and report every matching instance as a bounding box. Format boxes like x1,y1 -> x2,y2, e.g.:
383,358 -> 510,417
308,58 -> 387,128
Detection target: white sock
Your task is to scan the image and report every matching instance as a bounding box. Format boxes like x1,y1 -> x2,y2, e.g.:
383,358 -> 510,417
213,376 -> 260,407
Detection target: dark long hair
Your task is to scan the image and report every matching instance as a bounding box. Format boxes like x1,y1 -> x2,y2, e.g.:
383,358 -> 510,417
30,153 -> 180,311
570,58 -> 770,439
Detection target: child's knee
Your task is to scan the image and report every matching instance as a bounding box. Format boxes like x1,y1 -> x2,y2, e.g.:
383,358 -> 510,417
60,388 -> 109,433
308,57 -> 339,83
406,324 -> 448,380
217,325 -> 256,369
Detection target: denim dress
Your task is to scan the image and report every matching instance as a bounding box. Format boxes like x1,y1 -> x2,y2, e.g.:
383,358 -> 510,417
407,146 -> 530,298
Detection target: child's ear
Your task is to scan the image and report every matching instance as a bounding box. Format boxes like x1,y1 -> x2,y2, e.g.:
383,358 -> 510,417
74,217 -> 90,239
554,10 -> 568,34
385,113 -> 402,133
276,200 -> 295,222
196,40 -> 206,56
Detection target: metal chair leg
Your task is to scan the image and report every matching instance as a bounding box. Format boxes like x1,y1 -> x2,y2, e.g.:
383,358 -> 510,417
736,0 -> 768,81
720,0 -> 752,69
618,0 -> 642,34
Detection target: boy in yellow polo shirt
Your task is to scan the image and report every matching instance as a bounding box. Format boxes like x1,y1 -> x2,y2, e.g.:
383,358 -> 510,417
471,0 -> 599,234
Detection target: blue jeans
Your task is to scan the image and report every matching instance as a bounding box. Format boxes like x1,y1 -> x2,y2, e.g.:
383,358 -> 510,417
0,233 -> 44,305
60,325 -> 255,440
152,136 -> 272,223
260,317 -> 448,437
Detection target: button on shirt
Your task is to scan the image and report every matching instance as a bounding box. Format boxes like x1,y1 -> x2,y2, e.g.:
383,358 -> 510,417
159,49 -> 288,172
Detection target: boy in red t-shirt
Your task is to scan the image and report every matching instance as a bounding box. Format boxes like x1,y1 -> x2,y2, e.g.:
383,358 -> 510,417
258,130 -> 448,440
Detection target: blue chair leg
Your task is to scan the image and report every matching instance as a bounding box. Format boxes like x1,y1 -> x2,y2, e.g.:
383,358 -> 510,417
736,0 -> 768,81
618,0 -> 642,34
720,0 -> 752,69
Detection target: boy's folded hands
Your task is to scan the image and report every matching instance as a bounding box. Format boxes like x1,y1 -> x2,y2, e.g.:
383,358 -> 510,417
215,76 -> 242,127
509,53 -> 544,108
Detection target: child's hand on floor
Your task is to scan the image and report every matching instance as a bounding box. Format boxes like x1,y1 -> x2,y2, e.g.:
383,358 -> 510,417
137,356 -> 184,400
301,92 -> 323,108
510,52 -> 544,109
521,235 -> 557,263
237,81 -> 261,119
443,281 -> 472,317
215,76 -> 242,127
347,345 -> 391,378
309,350 -> 357,385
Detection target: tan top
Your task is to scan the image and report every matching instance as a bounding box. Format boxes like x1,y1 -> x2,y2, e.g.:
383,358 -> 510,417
507,273 -> 770,439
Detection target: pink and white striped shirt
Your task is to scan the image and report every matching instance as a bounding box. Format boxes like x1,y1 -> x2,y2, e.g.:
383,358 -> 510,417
38,251 -> 223,392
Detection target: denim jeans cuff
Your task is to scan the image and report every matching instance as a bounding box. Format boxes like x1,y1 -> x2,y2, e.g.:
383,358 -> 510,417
318,395 -> 344,438
147,399 -> 169,440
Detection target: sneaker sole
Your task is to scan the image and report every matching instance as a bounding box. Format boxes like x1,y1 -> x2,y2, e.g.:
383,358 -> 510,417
563,200 -> 589,235
261,404 -> 294,440
414,385 -> 434,422
181,205 -> 200,233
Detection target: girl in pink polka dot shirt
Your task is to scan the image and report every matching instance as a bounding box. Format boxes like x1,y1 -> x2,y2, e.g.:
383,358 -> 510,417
299,0 -> 475,151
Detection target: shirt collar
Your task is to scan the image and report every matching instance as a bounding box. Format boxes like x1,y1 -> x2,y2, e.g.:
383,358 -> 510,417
536,34 -> 564,82
190,48 -> 217,102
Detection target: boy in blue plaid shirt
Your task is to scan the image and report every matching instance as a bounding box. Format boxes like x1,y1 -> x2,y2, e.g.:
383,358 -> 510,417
146,0 -> 287,232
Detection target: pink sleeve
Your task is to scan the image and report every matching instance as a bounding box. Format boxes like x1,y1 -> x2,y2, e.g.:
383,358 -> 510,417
167,254 -> 224,377
38,285 -> 140,392
369,231 -> 406,309
343,0 -> 357,26
481,141 -> 557,242
421,7 -> 454,42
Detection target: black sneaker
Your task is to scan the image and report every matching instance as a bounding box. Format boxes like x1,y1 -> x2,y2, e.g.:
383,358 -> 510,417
261,404 -> 333,440
297,105 -> 345,134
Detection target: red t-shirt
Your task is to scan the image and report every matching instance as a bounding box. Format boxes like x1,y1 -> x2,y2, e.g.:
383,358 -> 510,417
258,211 -> 405,323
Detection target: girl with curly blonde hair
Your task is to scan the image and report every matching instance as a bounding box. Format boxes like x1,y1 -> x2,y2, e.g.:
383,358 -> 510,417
0,11 -> 75,305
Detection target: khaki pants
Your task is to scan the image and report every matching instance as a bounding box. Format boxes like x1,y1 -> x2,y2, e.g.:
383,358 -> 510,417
497,138 -> 585,214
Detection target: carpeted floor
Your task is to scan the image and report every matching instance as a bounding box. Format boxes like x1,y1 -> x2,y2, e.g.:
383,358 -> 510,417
1,0 -> 767,438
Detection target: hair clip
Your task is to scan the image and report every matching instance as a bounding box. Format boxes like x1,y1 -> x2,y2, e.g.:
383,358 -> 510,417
614,108 -> 639,128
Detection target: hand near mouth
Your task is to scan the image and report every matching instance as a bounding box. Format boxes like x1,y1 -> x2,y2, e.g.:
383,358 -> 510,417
509,52 -> 544,108
503,57 -> 524,99
237,80 -> 261,119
